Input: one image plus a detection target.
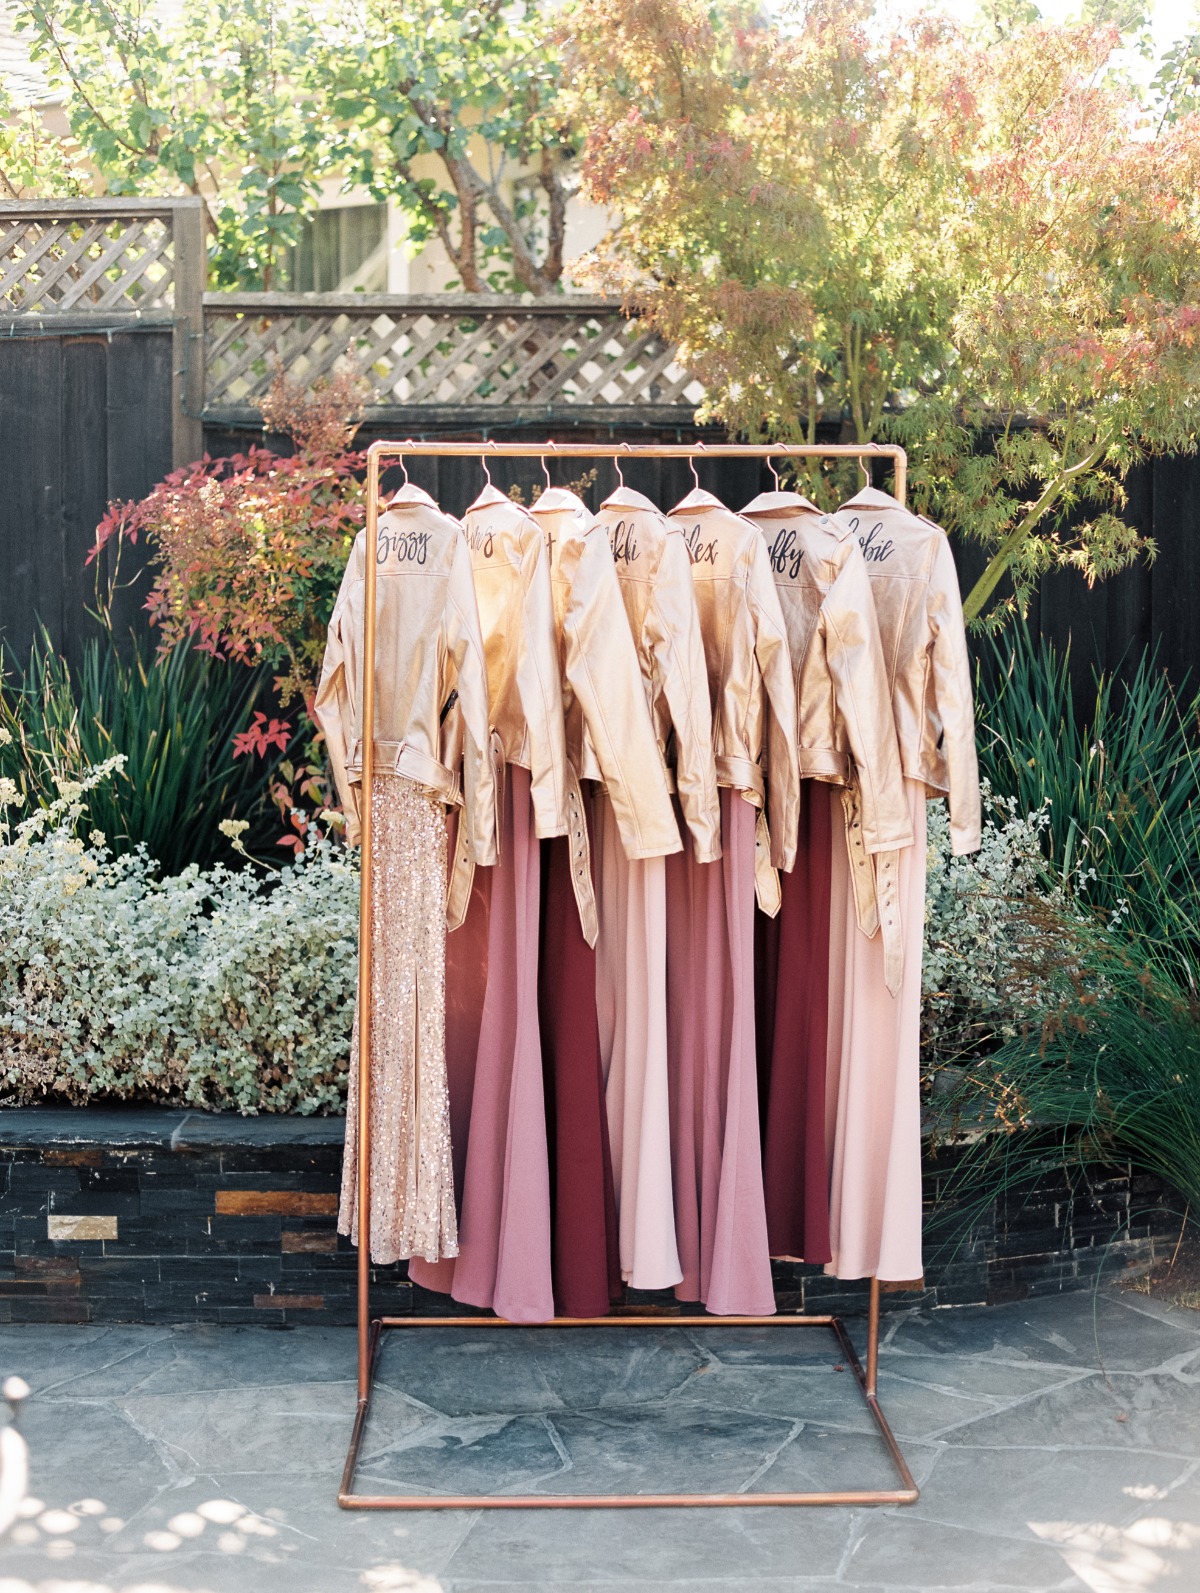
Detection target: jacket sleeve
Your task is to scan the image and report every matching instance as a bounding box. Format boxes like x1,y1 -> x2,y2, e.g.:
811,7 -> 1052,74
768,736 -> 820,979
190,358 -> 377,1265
312,546 -> 361,845
446,532 -> 498,866
564,530 -> 682,859
928,532 -> 981,855
747,533 -> 801,872
822,544 -> 913,853
648,531 -> 721,863
516,523 -> 570,839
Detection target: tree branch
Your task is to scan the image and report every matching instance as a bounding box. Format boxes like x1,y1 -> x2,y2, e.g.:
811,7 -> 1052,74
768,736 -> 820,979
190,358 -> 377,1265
962,428 -> 1115,622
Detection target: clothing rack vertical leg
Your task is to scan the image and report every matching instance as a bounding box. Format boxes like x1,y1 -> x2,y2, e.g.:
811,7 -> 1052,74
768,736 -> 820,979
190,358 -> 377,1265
866,1276 -> 881,1397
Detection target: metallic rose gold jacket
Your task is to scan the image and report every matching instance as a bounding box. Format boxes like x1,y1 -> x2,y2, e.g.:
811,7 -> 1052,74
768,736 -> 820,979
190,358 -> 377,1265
743,489 -> 913,992
529,488 -> 681,862
740,490 -> 911,857
836,487 -> 981,857
593,486 -> 721,865
314,483 -> 497,867
462,484 -> 568,840
666,488 -> 800,874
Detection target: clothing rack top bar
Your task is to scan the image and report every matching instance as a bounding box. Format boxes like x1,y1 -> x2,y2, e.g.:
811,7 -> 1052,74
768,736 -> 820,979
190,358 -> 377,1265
365,440 -> 907,500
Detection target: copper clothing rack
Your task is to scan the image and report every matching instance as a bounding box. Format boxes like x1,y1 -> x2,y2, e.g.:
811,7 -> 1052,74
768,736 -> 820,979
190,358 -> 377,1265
339,439 -> 919,1511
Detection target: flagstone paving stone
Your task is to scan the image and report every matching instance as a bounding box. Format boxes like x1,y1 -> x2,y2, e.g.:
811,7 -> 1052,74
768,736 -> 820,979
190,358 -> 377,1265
3,1284 -> 1200,1590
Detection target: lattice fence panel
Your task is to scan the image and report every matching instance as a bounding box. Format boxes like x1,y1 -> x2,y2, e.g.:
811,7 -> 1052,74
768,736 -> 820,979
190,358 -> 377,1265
204,304 -> 705,411
0,212 -> 177,313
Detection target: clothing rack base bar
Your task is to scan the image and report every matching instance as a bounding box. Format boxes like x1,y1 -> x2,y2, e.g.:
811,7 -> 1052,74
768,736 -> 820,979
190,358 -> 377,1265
345,439 -> 918,1512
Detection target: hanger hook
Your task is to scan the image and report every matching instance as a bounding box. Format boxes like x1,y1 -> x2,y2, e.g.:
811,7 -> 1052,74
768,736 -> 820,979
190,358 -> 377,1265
767,454 -> 781,490
688,450 -> 701,491
541,450 -> 552,491
859,453 -> 870,489
615,441 -> 630,490
481,449 -> 493,489
395,452 -> 409,491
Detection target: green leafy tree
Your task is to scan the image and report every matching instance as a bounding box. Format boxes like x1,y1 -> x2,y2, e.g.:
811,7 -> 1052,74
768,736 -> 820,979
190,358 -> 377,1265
15,0 -> 324,287
567,0 -> 1200,624
0,76 -> 90,199
311,0 -> 574,293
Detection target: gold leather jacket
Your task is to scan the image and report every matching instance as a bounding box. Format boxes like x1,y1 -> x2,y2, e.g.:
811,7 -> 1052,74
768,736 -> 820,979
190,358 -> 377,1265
836,488 -> 981,856
529,489 -> 681,861
740,490 -> 911,857
665,489 -> 800,873
593,486 -> 721,864
462,484 -> 569,839
314,483 -> 497,866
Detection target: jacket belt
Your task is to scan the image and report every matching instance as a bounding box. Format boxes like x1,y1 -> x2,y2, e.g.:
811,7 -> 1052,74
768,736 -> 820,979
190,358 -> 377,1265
446,735 -> 504,933
564,766 -> 599,948
349,739 -> 462,806
840,786 -> 903,998
753,809 -> 781,918
715,754 -> 765,801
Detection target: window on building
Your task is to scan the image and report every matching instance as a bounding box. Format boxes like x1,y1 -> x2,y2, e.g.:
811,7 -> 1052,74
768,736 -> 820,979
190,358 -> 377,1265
283,204 -> 387,292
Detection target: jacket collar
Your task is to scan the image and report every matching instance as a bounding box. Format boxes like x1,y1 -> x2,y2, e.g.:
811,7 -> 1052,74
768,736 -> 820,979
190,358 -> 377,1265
599,485 -> 659,514
386,482 -> 440,510
667,487 -> 726,515
530,487 -> 591,517
741,489 -> 820,516
465,482 -> 515,513
840,486 -> 902,514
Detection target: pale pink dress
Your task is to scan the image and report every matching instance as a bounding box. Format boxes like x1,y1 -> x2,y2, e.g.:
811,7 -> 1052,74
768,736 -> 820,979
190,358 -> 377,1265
593,793 -> 682,1291
666,788 -> 776,1315
824,778 -> 927,1283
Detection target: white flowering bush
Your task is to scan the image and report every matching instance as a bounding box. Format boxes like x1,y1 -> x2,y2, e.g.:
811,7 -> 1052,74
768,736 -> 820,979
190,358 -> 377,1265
0,762 -> 358,1114
1,760 -> 1073,1114
922,783 -> 1067,1069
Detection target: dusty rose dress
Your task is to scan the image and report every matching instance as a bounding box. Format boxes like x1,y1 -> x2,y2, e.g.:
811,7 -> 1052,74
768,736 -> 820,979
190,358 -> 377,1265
408,767 -> 555,1322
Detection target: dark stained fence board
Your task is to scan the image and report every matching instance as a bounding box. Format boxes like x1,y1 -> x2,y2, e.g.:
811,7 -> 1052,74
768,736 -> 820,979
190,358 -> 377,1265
60,335 -> 109,668
103,329 -> 173,647
0,326 -> 171,672
0,336 -> 64,669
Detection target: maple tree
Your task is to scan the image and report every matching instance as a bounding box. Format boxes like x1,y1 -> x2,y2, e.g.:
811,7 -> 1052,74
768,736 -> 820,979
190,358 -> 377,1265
566,0 -> 1200,623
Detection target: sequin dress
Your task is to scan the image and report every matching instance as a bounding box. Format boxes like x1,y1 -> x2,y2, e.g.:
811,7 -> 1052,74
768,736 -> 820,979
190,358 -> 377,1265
339,775 -> 457,1264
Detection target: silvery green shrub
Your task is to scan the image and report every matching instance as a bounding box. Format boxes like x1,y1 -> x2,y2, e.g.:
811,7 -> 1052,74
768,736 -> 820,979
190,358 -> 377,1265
0,759 -> 357,1114
1,759 -> 1067,1113
922,783 -> 1067,1068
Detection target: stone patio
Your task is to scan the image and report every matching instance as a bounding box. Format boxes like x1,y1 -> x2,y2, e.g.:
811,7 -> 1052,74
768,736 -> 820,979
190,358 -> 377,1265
2,1285 -> 1199,1591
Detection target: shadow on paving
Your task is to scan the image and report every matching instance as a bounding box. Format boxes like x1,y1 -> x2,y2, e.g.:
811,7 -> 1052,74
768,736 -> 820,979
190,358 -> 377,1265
1,1284 -> 1199,1591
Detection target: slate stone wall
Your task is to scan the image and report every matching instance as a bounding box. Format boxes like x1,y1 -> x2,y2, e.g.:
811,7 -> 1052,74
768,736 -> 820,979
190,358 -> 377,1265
0,1109 -> 1183,1326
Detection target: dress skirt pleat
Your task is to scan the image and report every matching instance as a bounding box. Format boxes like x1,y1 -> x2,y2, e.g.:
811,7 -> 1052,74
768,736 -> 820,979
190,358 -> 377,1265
441,765 -> 555,1321
666,788 -> 775,1315
539,802 -> 622,1317
755,780 -> 834,1263
593,794 -> 682,1291
339,774 -> 458,1266
825,778 -> 927,1283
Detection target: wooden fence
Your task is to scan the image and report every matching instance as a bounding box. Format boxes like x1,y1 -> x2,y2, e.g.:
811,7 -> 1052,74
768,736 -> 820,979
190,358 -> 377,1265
1,197 -> 1198,694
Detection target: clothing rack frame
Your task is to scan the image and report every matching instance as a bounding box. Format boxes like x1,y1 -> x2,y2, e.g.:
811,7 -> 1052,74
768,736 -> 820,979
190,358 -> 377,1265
339,438 -> 919,1511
